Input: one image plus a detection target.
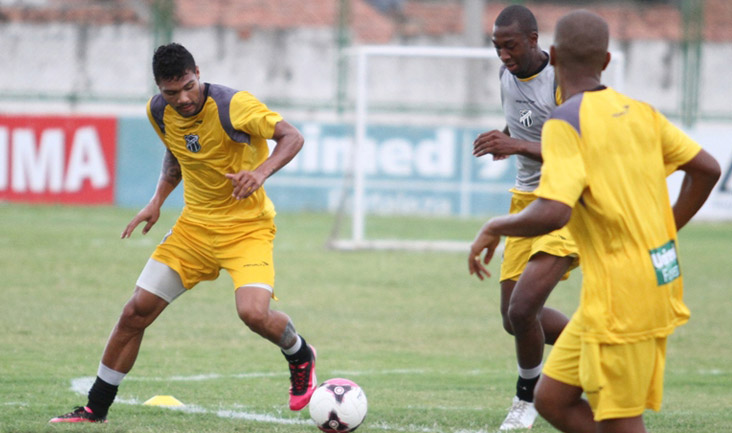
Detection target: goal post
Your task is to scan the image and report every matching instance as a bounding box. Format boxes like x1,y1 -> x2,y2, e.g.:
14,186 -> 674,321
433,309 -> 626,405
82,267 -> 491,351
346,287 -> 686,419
328,45 -> 625,252
349,45 -> 499,251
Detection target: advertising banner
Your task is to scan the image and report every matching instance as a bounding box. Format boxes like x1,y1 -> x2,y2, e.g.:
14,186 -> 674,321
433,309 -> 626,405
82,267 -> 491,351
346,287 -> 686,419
268,122 -> 516,216
75,116 -> 732,222
0,115 -> 116,204
116,119 -> 516,216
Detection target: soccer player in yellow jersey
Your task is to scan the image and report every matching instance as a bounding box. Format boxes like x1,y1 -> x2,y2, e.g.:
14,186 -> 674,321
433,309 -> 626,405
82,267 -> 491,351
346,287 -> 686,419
473,5 -> 578,429
50,43 -> 317,423
468,10 -> 720,433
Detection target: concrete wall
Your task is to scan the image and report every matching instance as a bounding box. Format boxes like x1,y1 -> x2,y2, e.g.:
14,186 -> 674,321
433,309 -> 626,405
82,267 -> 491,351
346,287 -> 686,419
2,22 -> 730,122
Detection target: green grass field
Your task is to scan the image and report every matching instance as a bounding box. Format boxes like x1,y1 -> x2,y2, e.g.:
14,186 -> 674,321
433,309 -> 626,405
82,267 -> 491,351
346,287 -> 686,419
1,204 -> 731,433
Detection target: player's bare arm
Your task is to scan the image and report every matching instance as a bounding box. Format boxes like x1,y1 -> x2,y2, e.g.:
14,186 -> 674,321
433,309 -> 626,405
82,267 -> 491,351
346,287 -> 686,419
473,128 -> 542,161
121,149 -> 182,238
673,149 -> 721,230
226,120 -> 304,200
160,148 -> 183,187
468,198 -> 571,280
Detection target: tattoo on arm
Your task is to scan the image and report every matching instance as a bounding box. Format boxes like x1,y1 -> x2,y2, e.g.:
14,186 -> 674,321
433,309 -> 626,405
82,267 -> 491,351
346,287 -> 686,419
278,320 -> 298,350
162,150 -> 182,185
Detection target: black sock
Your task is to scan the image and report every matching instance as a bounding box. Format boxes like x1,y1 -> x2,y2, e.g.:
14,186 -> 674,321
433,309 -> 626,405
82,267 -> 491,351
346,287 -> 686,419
516,375 -> 539,402
86,376 -> 118,418
282,336 -> 312,364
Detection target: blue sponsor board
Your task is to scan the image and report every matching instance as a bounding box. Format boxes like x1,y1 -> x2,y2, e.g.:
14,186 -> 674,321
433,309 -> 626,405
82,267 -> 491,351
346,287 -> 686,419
116,117 -> 184,209
272,122 -> 515,216
116,118 -> 515,216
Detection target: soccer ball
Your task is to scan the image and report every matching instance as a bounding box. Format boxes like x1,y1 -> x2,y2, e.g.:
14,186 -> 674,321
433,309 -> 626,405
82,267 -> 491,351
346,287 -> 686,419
308,378 -> 368,432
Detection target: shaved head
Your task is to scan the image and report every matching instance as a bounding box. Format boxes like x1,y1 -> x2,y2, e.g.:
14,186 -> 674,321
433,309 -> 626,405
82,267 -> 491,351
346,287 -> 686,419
553,10 -> 609,71
495,5 -> 538,35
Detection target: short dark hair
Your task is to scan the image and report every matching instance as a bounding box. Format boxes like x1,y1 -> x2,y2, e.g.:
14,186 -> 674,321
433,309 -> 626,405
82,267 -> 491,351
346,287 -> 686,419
152,43 -> 196,83
554,10 -> 609,71
495,5 -> 538,35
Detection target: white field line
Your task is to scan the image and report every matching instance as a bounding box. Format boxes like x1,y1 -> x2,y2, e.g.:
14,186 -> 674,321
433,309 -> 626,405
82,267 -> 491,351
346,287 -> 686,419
71,377 -> 310,426
138,371 -> 285,382
69,373 -> 492,433
121,368 -> 430,382
61,367 -> 727,432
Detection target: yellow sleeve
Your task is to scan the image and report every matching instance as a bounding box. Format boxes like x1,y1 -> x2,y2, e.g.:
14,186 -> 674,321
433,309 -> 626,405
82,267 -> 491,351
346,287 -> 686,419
535,118 -> 587,208
656,111 -> 701,176
229,92 -> 283,139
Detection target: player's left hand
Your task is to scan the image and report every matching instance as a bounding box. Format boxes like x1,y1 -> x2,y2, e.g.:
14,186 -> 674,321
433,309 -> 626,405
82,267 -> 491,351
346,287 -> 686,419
468,222 -> 501,280
225,170 -> 266,199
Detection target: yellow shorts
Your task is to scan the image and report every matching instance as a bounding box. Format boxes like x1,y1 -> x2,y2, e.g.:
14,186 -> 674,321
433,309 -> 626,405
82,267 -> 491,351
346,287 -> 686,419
151,216 -> 277,294
543,315 -> 668,421
500,190 -> 579,282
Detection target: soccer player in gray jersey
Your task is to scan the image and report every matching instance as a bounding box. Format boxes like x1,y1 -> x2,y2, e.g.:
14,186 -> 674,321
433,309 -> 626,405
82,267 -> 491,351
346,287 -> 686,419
471,5 -> 579,430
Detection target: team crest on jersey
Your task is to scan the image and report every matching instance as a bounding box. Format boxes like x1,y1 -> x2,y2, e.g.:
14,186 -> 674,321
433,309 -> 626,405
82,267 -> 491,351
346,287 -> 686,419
519,109 -> 533,128
184,134 -> 201,153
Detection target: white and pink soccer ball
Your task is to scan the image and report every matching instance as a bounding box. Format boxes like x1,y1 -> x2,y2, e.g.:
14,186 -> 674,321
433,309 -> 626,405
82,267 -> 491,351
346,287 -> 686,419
308,378 -> 368,432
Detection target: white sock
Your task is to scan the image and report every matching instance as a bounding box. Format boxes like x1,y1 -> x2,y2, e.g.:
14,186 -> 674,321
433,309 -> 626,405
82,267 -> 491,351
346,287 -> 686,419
282,335 -> 303,355
97,363 -> 126,386
518,363 -> 543,379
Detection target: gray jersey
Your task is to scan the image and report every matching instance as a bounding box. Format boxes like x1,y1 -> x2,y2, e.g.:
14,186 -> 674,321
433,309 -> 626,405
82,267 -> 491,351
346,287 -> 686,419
499,59 -> 558,191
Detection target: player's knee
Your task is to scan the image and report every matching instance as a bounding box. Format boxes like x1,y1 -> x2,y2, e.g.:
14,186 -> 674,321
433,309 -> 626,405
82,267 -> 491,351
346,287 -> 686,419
507,302 -> 538,334
118,302 -> 152,332
533,393 -> 551,420
499,303 -> 515,335
534,378 -> 565,423
533,393 -> 562,425
501,314 -> 515,335
533,383 -> 554,419
117,287 -> 169,332
238,306 -> 268,332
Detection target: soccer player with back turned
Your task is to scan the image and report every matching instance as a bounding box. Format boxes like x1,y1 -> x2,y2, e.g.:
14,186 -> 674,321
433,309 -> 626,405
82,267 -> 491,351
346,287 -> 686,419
473,5 -> 578,430
50,43 -> 318,423
469,10 -> 720,433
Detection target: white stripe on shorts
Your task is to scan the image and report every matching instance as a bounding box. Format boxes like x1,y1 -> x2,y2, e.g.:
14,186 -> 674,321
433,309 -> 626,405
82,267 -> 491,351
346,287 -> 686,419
237,283 -> 274,293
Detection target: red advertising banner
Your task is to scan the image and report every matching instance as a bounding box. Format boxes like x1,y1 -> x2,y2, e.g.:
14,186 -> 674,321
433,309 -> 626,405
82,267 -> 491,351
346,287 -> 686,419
0,115 -> 116,204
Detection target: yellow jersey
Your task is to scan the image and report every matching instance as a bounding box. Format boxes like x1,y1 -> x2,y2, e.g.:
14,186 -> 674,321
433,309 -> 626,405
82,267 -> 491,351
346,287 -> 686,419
536,86 -> 701,343
147,84 -> 282,224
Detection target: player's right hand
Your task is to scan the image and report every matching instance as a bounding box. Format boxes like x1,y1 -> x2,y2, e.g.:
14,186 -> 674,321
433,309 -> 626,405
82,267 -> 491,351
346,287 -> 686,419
473,129 -> 514,160
121,204 -> 160,238
468,221 -> 501,280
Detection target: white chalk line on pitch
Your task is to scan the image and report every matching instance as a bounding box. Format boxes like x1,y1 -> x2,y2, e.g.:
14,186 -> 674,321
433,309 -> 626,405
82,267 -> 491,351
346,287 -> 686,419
69,375 -> 492,433
118,368 -> 431,382
71,377 -> 310,426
